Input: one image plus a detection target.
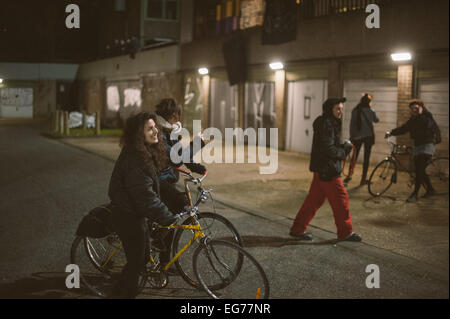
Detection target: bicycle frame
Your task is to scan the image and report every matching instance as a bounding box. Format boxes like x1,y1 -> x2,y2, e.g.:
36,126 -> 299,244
157,223 -> 205,272
385,136 -> 415,181
93,168 -> 213,275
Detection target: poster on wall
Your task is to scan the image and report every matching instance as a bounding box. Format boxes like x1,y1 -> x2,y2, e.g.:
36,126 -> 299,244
240,0 -> 265,30
183,73 -> 204,134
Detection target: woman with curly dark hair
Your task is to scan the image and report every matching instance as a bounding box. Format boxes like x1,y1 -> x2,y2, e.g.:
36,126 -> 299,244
108,112 -> 178,298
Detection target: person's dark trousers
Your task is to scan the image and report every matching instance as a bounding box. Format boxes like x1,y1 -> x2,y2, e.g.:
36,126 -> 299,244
110,210 -> 150,298
352,136 -> 374,183
413,153 -> 433,195
158,180 -> 189,264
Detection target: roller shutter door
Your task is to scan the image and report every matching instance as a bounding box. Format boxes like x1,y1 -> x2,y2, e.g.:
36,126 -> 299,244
343,79 -> 398,164
0,88 -> 33,118
419,79 -> 449,156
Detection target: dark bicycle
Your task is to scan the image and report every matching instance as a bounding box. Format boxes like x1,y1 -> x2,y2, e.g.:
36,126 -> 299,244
368,136 -> 449,197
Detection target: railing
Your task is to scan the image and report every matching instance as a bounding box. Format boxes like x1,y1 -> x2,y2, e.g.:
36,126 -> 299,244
193,0 -> 392,40
298,0 -> 384,20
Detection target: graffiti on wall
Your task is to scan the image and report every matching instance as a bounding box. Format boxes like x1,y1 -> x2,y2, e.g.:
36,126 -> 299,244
183,75 -> 204,133
245,82 -> 275,129
105,81 -> 142,127
0,88 -> 34,118
0,88 -> 33,107
123,88 -> 142,108
210,79 -> 238,133
107,86 -> 120,112
244,82 -> 276,147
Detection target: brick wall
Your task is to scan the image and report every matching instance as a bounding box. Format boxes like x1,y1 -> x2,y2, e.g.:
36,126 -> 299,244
396,64 -> 414,170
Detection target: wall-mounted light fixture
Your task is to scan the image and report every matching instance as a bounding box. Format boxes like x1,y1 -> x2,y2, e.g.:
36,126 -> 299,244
269,62 -> 284,70
391,52 -> 412,62
198,67 -> 209,75
0,78 -> 3,84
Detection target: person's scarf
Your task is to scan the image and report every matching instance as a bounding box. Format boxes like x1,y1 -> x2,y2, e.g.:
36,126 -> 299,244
155,114 -> 182,135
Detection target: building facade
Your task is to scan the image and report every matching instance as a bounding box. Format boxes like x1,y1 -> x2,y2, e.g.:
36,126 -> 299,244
1,0 -> 447,162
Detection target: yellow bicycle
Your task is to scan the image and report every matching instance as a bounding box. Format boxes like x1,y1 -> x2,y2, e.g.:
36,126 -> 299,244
70,169 -> 269,298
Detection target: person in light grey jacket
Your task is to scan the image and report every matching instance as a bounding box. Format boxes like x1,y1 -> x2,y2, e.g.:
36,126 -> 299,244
347,93 -> 379,185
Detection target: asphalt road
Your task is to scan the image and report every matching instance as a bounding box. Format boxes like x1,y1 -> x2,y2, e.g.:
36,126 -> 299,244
0,122 -> 448,299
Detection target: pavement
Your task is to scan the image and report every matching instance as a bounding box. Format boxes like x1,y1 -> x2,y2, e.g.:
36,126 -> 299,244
0,119 -> 447,300
48,128 -> 449,281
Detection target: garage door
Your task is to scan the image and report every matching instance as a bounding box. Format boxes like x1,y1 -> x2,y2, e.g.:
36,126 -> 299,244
244,82 -> 275,147
285,80 -> 328,154
210,79 -> 239,134
419,79 -> 449,156
0,88 -> 33,118
343,79 -> 398,164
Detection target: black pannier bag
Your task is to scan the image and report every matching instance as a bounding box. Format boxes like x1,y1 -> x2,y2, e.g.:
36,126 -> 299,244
75,204 -> 114,238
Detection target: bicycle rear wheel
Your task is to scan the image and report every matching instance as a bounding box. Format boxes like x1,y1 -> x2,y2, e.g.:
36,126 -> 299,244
193,239 -> 270,299
70,235 -> 147,298
172,212 -> 243,288
368,159 -> 397,197
426,157 -> 449,194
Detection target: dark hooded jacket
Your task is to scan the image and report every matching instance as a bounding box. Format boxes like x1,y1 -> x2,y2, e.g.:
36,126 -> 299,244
309,104 -> 347,181
108,146 -> 175,225
390,108 -> 437,146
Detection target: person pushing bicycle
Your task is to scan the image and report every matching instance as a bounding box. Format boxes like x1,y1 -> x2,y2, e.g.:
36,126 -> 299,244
386,99 -> 440,203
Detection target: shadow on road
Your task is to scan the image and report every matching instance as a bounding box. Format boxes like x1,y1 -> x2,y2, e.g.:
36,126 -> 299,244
0,272 -> 78,299
0,272 -> 210,299
241,235 -> 341,248
139,284 -> 210,299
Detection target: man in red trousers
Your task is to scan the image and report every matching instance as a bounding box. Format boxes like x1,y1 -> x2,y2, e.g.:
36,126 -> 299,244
290,97 -> 362,242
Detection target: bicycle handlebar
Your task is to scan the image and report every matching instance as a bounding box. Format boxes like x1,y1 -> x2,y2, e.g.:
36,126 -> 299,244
172,166 -> 208,184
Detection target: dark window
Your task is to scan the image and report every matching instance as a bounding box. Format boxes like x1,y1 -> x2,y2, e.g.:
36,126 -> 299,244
147,0 -> 163,18
114,0 -> 126,12
146,0 -> 178,20
166,0 -> 178,20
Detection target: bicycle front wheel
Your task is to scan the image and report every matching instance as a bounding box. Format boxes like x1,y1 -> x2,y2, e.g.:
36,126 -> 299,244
70,235 -> 146,298
426,157 -> 449,194
368,159 -> 397,197
172,212 -> 243,288
193,239 -> 270,299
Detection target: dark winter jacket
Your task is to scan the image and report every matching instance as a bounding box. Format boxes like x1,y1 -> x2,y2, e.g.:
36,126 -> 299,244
310,115 -> 347,181
350,104 -> 379,141
108,146 -> 175,225
390,109 -> 437,146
